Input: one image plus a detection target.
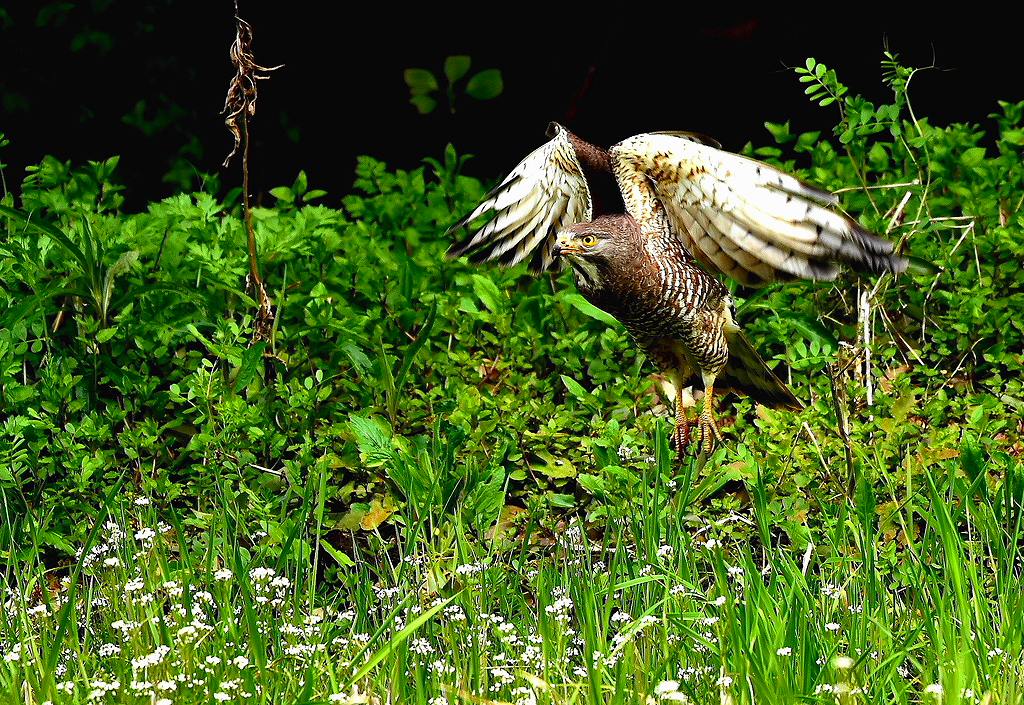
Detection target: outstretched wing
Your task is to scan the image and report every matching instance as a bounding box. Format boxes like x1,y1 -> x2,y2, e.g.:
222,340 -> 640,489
610,132 -> 907,286
447,123 -> 592,273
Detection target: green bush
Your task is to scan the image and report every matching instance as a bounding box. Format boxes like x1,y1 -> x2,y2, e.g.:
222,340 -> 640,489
1,53 -> 1022,577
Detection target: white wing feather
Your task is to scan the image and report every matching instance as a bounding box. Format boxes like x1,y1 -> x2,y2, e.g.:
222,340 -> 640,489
611,133 -> 905,285
447,125 -> 592,273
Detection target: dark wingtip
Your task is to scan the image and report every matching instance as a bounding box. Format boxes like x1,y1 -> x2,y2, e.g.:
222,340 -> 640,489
444,243 -> 462,261
444,216 -> 469,239
446,217 -> 479,260
864,252 -> 910,276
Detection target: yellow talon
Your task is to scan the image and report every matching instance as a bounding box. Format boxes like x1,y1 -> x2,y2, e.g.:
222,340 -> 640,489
672,385 -> 697,457
697,383 -> 723,454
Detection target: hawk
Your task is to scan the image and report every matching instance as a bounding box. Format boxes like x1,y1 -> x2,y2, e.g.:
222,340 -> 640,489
448,123 -> 907,454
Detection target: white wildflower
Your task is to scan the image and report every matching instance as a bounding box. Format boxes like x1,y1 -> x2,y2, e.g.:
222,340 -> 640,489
822,583 -> 843,599
98,643 -> 121,657
124,577 -> 145,593
455,561 -> 486,576
655,680 -> 680,695
409,638 -> 433,655
776,646 -> 792,656
131,645 -> 170,671
833,655 -> 854,670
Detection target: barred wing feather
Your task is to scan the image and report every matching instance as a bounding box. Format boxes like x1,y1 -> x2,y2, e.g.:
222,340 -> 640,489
610,132 -> 907,286
446,125 -> 592,273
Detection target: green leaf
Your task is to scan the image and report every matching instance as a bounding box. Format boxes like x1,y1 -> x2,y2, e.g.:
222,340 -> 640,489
560,374 -> 587,396
348,415 -> 395,466
101,249 -> 139,321
444,55 -> 471,84
465,69 -> 503,100
776,311 -> 838,351
471,274 -> 506,315
549,493 -> 576,508
269,187 -> 295,203
561,293 -> 619,327
533,451 -> 576,479
96,327 -> 117,343
465,462 -> 506,532
393,301 -> 438,414
577,473 -> 607,497
403,68 -> 438,93
764,121 -> 794,144
233,342 -> 267,392
320,541 -> 354,568
795,130 -> 821,151
410,95 -> 437,115
560,374 -> 593,402
0,204 -> 88,272
342,342 -> 373,377
1002,129 -> 1024,146
961,147 -> 986,167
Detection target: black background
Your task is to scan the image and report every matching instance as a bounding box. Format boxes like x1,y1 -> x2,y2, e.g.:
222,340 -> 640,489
2,3 -> 1020,209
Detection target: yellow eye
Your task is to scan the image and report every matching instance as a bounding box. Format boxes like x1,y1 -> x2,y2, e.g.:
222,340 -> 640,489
580,235 -> 598,247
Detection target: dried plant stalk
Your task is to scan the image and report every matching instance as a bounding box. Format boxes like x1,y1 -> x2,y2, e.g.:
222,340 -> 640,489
222,1 -> 282,344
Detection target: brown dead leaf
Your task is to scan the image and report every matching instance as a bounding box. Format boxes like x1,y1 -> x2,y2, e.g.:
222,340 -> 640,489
486,505 -> 528,543
918,446 -> 960,469
360,498 -> 395,531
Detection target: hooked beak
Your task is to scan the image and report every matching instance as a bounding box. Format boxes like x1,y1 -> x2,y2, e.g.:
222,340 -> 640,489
552,231 -> 579,257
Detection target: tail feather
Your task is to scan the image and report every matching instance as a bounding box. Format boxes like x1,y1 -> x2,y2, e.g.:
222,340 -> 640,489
721,331 -> 803,410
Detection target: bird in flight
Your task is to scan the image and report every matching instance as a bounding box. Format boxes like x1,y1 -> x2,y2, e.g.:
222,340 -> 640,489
448,123 -> 907,454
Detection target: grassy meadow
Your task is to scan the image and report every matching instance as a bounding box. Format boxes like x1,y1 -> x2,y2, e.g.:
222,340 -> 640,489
2,57 -> 1024,704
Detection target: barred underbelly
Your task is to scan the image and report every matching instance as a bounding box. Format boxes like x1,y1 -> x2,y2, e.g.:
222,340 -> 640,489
624,310 -> 729,376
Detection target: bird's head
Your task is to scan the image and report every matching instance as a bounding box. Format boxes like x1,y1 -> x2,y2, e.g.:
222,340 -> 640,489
552,215 -> 640,289
552,214 -> 639,264
552,226 -> 613,261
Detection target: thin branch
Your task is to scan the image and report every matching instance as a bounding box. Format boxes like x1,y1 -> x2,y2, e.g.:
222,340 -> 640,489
222,2 -> 283,345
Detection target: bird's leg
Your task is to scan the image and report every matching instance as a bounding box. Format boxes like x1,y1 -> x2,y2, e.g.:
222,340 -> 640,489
672,384 -> 692,455
697,372 -> 724,454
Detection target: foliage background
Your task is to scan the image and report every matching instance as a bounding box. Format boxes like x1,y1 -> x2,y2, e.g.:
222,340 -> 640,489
2,9 -> 1024,703
1,4 -> 1021,208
